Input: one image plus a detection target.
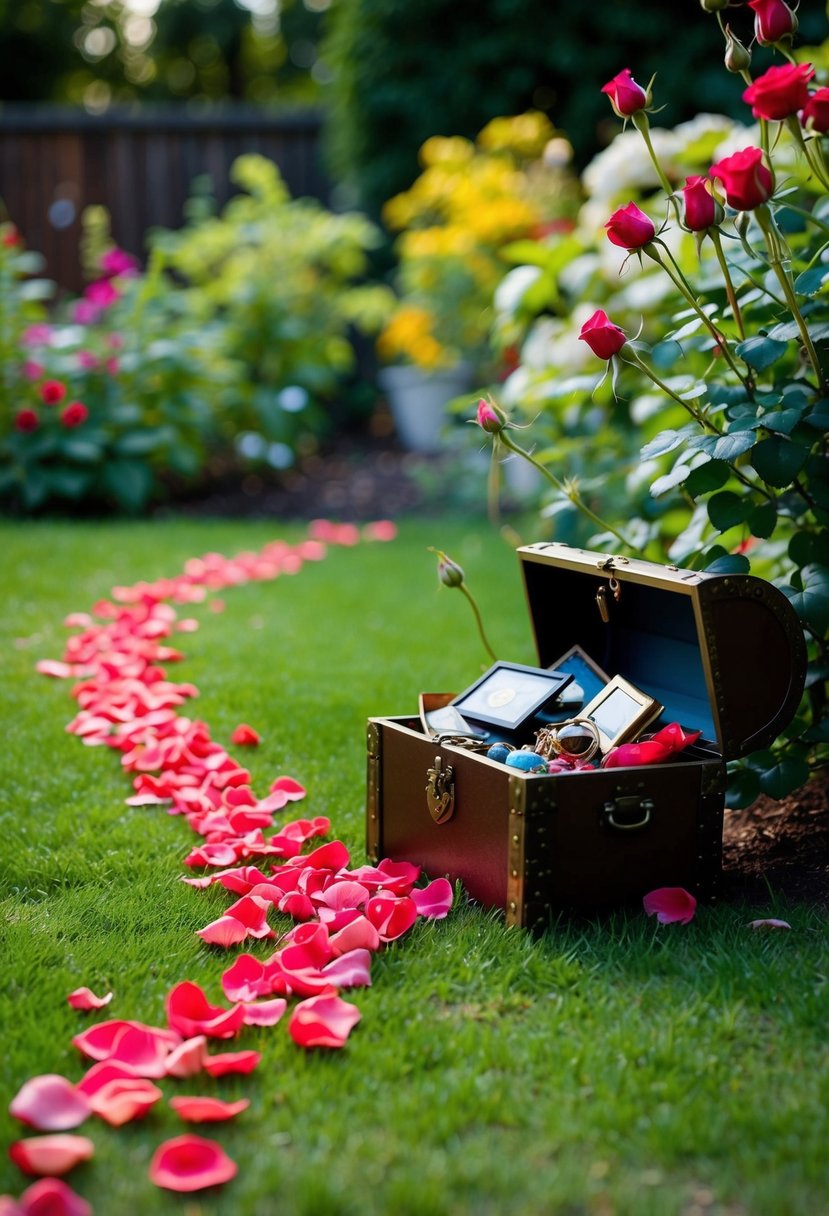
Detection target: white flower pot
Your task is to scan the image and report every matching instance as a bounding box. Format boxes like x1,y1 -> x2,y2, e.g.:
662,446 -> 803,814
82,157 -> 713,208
378,363 -> 472,453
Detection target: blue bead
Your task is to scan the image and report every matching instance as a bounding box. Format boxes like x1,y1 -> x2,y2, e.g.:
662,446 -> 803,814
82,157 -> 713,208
505,750 -> 547,772
487,743 -> 512,764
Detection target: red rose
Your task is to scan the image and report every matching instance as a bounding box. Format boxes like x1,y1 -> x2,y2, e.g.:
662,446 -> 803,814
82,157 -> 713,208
747,0 -> 797,45
40,379 -> 66,405
60,401 -> 89,428
604,202 -> 655,250
601,69 -> 648,119
710,147 -> 774,211
475,397 -> 505,434
578,310 -> 627,361
742,63 -> 814,122
15,408 -> 40,432
801,87 -> 829,134
681,176 -> 723,233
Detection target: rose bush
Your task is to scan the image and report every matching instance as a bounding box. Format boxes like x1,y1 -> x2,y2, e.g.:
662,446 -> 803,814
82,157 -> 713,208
472,3 -> 829,805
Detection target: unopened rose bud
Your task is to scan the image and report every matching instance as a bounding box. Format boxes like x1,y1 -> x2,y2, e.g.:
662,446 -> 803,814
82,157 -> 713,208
748,0 -> 798,46
680,176 -> 725,232
601,69 -> 648,119
724,25 -> 752,74
475,397 -> 506,434
431,549 -> 465,588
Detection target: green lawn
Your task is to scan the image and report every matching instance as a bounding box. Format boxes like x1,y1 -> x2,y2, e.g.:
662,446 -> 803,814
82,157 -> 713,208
1,517 -> 827,1216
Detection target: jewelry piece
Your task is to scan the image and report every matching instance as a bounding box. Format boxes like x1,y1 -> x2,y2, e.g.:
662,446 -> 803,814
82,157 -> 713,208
434,734 -> 492,753
534,717 -> 601,764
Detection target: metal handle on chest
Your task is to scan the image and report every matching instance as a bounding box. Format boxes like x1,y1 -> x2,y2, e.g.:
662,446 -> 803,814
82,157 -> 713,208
602,795 -> 653,832
426,756 -> 455,824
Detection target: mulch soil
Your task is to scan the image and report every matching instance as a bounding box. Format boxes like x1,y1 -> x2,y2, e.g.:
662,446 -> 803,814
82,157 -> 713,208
170,433 -> 828,910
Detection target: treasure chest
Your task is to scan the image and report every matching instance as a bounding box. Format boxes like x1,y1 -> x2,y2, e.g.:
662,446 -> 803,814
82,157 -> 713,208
366,542 -> 807,928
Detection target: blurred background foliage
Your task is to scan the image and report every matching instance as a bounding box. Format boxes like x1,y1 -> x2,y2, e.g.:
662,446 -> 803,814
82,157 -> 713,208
1,0 -> 825,215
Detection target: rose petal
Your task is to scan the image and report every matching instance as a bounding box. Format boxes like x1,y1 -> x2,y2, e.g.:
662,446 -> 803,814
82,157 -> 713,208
66,988 -> 113,1012
230,724 -> 259,746
86,1077 -> 163,1127
165,1037 -> 209,1079
8,1135 -> 95,1177
365,893 -> 418,942
203,1050 -> 261,1078
149,1134 -> 237,1193
15,1178 -> 92,1216
411,877 -> 454,919
72,1020 -> 179,1063
35,660 -> 74,679
270,776 -> 306,801
76,1061 -> 140,1097
320,949 -> 372,990
9,1077 -> 91,1132
165,981 -> 245,1040
169,1096 -> 250,1123
196,915 -> 249,948
241,999 -> 287,1027
288,994 -> 362,1049
748,918 -> 792,930
642,887 -> 697,925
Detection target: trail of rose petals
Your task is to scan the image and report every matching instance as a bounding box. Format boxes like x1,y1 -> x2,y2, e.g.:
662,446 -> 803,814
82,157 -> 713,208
7,523 -> 457,1210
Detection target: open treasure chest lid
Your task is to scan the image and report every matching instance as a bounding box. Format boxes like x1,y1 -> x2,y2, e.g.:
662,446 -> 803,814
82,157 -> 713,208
518,542 -> 807,761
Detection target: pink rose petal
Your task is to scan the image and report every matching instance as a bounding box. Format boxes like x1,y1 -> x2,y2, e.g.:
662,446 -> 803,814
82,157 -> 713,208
411,877 -> 454,919
149,1134 -> 237,1192
76,1061 -> 140,1097
241,999 -> 287,1027
203,1050 -> 261,1078
288,994 -> 362,1049
366,893 -> 418,941
642,886 -> 697,925
8,1135 -> 94,1177
9,1077 -> 91,1132
66,988 -> 113,1012
320,949 -> 372,990
14,1178 -> 92,1216
169,1096 -> 250,1123
748,918 -> 792,930
86,1077 -> 163,1126
196,915 -> 249,948
230,724 -> 259,746
165,1037 -> 209,1079
165,981 -> 245,1040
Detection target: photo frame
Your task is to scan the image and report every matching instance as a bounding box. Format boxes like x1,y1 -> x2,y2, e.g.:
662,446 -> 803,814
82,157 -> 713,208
580,674 -> 663,753
451,662 -> 574,733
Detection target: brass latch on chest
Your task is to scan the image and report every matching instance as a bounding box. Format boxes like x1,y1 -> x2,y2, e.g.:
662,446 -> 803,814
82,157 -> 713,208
426,756 -> 455,824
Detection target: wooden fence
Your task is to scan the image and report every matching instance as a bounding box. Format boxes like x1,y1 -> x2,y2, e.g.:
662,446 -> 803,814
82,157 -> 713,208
0,105 -> 327,293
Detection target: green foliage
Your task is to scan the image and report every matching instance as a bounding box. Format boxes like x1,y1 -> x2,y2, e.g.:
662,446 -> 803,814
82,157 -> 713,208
320,0 -> 826,218
472,18 -> 829,802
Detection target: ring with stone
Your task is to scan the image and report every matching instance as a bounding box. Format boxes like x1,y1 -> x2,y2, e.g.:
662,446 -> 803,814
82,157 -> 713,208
535,717 -> 601,764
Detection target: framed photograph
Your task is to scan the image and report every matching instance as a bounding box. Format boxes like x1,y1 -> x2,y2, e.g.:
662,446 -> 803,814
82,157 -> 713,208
581,675 -> 663,753
418,693 -> 487,740
451,662 -> 574,733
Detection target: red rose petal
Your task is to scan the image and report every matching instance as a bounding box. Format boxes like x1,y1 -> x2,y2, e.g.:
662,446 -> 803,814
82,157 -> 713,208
8,1135 -> 94,1177
270,776 -> 306,801
86,1077 -> 163,1126
66,987 -> 113,1012
230,724 -> 259,746
165,1037 -> 209,1079
365,893 -> 418,942
169,1096 -> 250,1123
149,1134 -> 237,1192
76,1061 -> 140,1097
203,1050 -> 261,1078
288,994 -> 362,1049
241,999 -> 287,1027
642,887 -> 697,925
411,877 -> 454,919
15,1178 -> 92,1216
72,1020 -> 179,1063
320,949 -> 372,989
9,1077 -> 91,1132
165,981 -> 245,1040
196,915 -> 249,948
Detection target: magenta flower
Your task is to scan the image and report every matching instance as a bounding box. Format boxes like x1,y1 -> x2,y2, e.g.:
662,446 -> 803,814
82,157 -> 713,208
681,176 -> 724,232
601,68 -> 648,118
710,147 -> 774,211
476,397 -> 505,433
605,202 -> 656,250
747,0 -> 798,45
578,310 -> 627,360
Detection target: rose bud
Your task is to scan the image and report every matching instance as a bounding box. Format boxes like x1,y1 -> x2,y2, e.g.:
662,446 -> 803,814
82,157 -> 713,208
681,176 -> 724,232
801,88 -> 829,135
710,147 -> 774,211
60,401 -> 89,428
432,549 -> 465,589
15,408 -> 40,432
742,63 -> 815,122
747,0 -> 798,46
723,25 -> 751,75
475,397 -> 506,434
578,310 -> 627,361
601,69 -> 648,119
40,379 -> 66,406
604,202 -> 656,251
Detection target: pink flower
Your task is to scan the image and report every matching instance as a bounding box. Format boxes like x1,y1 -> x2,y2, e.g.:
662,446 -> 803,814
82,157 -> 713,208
149,1134 -> 237,1193
169,1095 -> 250,1123
230,723 -> 259,746
743,63 -> 814,122
15,409 -> 39,433
747,0 -> 798,45
40,380 -> 66,406
362,520 -> 397,541
710,147 -> 774,211
601,68 -> 648,118
605,202 -> 655,250
22,360 -> 44,381
288,993 -> 362,1049
681,176 -> 723,233
801,87 -> 829,134
643,887 -> 697,925
100,247 -> 139,278
8,1134 -> 94,1177
22,324 -> 52,346
60,402 -> 89,428
66,987 -> 113,1011
578,310 -> 627,360
475,397 -> 505,434
9,1076 -> 91,1132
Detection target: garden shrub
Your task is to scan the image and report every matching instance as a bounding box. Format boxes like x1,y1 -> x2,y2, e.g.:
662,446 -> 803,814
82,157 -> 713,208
473,9 -> 829,804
